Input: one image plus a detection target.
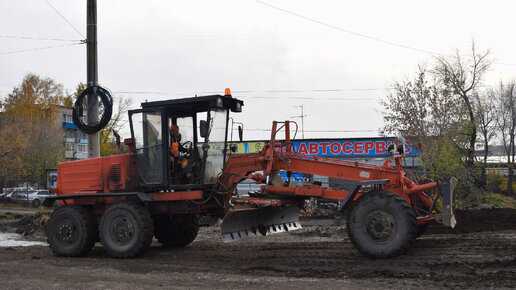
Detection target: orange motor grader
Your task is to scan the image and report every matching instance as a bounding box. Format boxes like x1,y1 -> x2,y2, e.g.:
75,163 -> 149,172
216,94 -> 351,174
45,91 -> 456,259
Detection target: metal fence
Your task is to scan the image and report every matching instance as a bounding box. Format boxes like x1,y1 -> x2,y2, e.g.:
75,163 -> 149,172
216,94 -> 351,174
1,175 -> 48,193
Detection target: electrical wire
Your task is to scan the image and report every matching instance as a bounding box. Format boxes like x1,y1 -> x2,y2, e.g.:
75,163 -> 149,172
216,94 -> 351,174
0,42 -> 83,55
72,85 -> 113,134
43,0 -> 85,39
0,35 -> 80,42
253,0 -> 516,67
253,0 -> 444,56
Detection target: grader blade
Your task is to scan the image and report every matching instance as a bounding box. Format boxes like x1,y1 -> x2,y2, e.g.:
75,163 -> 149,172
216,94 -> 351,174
440,177 -> 458,228
221,206 -> 301,243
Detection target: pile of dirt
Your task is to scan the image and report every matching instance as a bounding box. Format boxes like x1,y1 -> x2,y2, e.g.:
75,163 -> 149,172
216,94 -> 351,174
13,212 -> 49,240
427,207 -> 516,234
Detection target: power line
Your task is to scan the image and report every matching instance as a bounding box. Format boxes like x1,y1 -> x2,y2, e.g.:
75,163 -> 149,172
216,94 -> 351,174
241,96 -> 374,101
0,42 -> 83,55
253,0 -> 444,56
100,35 -> 328,41
0,35 -> 80,42
253,1 -> 516,67
44,0 -> 85,39
113,88 -> 391,96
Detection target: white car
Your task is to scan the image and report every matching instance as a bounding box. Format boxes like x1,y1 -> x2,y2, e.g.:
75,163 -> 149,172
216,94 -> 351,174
28,190 -> 54,207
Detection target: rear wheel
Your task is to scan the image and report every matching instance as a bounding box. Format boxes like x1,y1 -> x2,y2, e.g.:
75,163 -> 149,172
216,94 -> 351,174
154,214 -> 199,247
347,191 -> 417,258
99,201 -> 154,258
47,205 -> 96,257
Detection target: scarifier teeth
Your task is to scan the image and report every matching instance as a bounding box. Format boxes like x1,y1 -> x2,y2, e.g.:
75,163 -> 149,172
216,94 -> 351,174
222,222 -> 302,243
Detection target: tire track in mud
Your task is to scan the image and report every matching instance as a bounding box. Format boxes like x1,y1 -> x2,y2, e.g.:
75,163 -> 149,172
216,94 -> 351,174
172,220 -> 516,288
1,210 -> 516,289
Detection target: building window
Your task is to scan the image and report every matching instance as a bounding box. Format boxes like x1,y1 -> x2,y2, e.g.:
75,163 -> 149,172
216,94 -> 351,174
77,144 -> 87,152
66,143 -> 75,152
64,114 -> 72,123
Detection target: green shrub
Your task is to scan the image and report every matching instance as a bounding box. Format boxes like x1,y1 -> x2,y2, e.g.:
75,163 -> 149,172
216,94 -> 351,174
460,190 -> 516,209
486,169 -> 516,194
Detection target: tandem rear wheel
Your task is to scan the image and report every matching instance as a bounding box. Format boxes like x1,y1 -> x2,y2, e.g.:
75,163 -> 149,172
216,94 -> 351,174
99,201 -> 154,258
346,191 -> 417,258
47,205 -> 97,257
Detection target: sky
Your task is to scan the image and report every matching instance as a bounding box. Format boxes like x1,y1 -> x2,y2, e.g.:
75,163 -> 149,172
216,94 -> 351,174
1,0 -> 516,140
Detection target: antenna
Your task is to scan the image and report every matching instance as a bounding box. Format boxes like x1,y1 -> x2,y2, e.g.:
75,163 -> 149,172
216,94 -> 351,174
291,105 -> 308,139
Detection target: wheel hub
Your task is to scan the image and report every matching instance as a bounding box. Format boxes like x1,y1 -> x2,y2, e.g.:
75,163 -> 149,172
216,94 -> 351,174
363,209 -> 396,243
57,220 -> 77,244
110,216 -> 134,245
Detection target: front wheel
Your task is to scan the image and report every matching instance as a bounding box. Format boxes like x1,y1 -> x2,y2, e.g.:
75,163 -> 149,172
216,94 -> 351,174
347,191 -> 417,258
47,205 -> 97,257
99,201 -> 154,258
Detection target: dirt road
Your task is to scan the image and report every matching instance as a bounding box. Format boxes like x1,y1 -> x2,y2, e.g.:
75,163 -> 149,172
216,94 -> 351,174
0,208 -> 515,289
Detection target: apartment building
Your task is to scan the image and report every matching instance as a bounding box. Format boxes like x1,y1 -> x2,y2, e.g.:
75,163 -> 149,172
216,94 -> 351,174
60,107 -> 88,160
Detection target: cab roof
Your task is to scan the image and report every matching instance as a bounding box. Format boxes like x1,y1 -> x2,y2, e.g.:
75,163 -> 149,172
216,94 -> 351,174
140,94 -> 244,114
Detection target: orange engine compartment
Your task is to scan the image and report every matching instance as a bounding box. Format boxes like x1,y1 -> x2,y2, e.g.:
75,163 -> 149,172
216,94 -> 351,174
57,154 -> 136,196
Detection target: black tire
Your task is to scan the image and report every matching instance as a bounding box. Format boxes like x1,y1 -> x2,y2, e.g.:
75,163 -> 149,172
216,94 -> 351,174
99,201 -> 154,258
47,205 -> 96,257
154,214 -> 199,247
347,191 -> 417,258
32,199 -> 41,207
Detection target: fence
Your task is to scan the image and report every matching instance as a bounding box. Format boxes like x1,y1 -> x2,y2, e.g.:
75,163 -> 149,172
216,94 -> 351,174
1,175 -> 49,194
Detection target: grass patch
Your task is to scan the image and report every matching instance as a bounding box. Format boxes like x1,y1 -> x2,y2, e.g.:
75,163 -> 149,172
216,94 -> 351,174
459,192 -> 516,209
0,211 -> 13,219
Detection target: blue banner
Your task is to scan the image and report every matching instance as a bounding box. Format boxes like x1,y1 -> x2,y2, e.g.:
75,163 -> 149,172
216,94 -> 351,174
288,140 -> 419,156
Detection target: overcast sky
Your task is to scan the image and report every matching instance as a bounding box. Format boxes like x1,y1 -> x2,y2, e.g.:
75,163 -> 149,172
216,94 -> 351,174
1,0 -> 516,140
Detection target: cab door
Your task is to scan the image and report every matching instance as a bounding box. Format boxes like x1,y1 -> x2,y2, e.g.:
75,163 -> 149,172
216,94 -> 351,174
129,108 -> 168,188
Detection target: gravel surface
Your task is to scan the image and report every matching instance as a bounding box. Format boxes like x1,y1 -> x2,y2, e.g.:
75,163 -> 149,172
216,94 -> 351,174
0,208 -> 515,289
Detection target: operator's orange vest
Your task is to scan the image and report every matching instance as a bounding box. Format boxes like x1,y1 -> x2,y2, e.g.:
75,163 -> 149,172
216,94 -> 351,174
170,140 -> 189,167
169,140 -> 179,161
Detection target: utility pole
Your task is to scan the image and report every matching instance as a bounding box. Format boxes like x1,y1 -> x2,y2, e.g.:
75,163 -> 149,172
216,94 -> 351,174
87,0 -> 100,158
291,105 -> 307,139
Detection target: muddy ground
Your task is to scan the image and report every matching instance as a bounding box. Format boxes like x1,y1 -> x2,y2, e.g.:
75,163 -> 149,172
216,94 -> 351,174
0,208 -> 515,289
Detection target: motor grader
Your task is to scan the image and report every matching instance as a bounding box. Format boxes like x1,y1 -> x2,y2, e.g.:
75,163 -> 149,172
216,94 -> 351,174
45,91 -> 456,259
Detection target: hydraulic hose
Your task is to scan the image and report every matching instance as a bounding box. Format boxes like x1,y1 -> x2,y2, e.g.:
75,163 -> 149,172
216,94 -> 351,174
72,85 -> 113,134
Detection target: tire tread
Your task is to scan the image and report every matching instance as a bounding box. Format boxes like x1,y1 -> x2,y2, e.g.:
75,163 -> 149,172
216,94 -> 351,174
47,205 -> 96,257
346,191 -> 417,258
99,201 -> 154,258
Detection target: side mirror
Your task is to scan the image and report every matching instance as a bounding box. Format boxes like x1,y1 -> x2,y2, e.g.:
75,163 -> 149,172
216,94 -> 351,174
387,143 -> 396,157
238,125 -> 243,142
200,120 -> 208,138
397,144 -> 406,155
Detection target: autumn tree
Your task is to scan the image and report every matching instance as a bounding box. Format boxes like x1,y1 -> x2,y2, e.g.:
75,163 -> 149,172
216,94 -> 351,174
382,66 -> 464,173
1,73 -> 66,179
494,81 -> 516,196
433,42 -> 492,167
99,96 -> 132,156
475,91 -> 496,186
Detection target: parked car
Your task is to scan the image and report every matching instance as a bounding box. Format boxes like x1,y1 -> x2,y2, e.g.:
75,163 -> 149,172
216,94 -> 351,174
0,191 -> 11,202
9,187 -> 45,205
28,190 -> 55,207
236,179 -> 263,196
10,190 -> 32,204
